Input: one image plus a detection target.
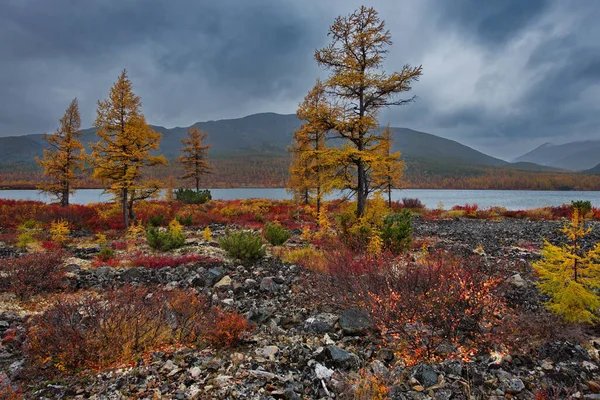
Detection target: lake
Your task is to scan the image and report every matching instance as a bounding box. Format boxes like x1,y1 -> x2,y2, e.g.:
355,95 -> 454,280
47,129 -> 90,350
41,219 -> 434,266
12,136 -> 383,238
2,188 -> 600,210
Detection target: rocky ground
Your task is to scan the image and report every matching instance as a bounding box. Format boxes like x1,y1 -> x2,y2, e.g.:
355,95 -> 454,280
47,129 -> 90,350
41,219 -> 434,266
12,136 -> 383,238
2,217 -> 600,399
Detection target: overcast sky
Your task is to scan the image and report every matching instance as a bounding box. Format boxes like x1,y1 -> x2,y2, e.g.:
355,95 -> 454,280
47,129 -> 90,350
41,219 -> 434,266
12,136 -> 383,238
1,0 -> 599,160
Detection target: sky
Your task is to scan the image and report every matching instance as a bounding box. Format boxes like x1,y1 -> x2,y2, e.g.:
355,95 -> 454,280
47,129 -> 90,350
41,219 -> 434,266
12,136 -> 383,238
1,0 -> 599,160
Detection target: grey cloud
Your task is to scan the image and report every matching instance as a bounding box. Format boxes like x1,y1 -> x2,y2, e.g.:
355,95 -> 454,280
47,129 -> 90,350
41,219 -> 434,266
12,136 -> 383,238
1,0 -> 600,161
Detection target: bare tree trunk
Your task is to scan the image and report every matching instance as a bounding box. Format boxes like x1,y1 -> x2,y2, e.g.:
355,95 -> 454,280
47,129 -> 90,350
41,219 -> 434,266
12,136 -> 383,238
122,187 -> 129,228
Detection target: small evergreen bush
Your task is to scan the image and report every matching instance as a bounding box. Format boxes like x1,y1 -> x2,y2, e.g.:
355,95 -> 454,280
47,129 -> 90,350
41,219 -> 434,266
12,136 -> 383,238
148,214 -> 165,227
176,214 -> 194,226
572,200 -> 592,216
146,219 -> 186,251
219,230 -> 265,263
380,210 -> 412,254
263,221 -> 291,246
175,188 -> 212,204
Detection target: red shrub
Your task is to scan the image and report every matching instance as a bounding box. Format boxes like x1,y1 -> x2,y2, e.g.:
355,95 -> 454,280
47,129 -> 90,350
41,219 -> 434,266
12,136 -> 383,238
0,251 -> 66,299
41,240 -> 63,251
25,286 -> 251,375
366,252 -> 505,362
550,204 -> 572,219
204,309 -> 253,348
127,251 -> 220,269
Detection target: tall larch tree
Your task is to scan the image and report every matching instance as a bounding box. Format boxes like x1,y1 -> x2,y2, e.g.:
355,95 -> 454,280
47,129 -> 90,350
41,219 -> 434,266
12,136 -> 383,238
314,6 -> 422,217
36,98 -> 85,206
371,125 -> 404,207
179,126 -> 212,192
90,69 -> 167,228
288,80 -> 338,215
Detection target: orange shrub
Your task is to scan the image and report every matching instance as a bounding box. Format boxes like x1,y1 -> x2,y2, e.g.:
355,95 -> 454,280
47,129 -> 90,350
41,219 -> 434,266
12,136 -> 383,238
204,309 -> 253,348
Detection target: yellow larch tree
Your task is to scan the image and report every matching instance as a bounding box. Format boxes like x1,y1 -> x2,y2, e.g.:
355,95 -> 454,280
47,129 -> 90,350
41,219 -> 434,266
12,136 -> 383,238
90,69 -> 167,228
371,125 -> 404,207
36,98 -> 85,206
534,209 -> 600,323
314,6 -> 421,217
178,126 -> 212,192
288,80 -> 338,215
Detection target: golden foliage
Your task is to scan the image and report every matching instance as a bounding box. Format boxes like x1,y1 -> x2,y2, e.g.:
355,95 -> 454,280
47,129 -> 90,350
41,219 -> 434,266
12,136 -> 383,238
90,69 -> 167,228
49,220 -> 70,244
288,80 -> 338,214
203,226 -> 213,242
36,98 -> 85,207
313,6 -> 421,216
179,126 -> 212,191
534,210 -> 600,323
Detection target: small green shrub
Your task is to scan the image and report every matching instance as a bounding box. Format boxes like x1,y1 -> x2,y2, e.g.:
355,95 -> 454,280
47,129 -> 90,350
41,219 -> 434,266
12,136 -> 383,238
263,221 -> 291,246
176,214 -> 194,226
380,210 -> 412,254
148,214 -> 165,227
146,220 -> 186,251
219,230 -> 265,263
97,246 -> 115,261
572,200 -> 592,216
175,188 -> 212,204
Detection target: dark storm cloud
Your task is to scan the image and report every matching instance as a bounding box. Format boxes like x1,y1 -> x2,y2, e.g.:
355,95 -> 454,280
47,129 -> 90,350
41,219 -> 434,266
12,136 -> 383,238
1,0 -> 600,159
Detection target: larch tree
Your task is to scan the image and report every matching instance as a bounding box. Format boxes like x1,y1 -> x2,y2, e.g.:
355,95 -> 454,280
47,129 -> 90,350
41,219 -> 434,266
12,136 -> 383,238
178,126 -> 212,192
90,69 -> 167,228
371,125 -> 404,207
534,209 -> 600,323
314,6 -> 422,217
288,80 -> 338,215
36,98 -> 85,207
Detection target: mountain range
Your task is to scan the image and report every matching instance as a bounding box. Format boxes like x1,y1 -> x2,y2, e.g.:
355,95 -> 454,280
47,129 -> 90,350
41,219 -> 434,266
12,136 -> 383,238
0,112 -> 571,174
514,141 -> 600,172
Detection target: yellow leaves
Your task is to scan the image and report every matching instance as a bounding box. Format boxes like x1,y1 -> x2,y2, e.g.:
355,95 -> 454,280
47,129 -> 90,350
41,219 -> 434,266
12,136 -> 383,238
203,226 -> 213,242
36,97 -> 85,206
534,211 -> 600,323
90,69 -> 167,227
49,220 -> 70,244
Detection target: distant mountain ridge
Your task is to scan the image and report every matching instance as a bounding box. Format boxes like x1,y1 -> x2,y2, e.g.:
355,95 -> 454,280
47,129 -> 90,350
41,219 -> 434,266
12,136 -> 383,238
514,140 -> 600,171
0,112 -> 556,173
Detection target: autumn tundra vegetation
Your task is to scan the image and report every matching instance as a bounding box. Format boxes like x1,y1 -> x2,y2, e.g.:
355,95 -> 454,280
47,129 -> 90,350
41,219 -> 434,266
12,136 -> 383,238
2,6 -> 600,400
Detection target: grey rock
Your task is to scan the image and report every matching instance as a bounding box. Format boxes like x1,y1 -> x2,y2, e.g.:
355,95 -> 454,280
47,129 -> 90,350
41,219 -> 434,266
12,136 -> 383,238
412,363 -> 439,388
504,378 -> 525,394
204,267 -> 225,286
339,307 -> 371,335
325,345 -> 360,370
304,313 -> 338,333
507,273 -> 526,288
260,277 -> 279,293
262,345 -> 279,359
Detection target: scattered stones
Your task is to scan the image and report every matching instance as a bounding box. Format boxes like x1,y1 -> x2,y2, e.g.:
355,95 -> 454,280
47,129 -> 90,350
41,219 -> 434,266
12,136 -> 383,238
214,275 -> 232,288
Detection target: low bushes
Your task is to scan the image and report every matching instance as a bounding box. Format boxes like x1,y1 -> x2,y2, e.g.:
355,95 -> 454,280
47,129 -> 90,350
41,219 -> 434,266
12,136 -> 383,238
128,251 -> 219,269
25,286 -> 253,374
219,229 -> 265,263
263,221 -> 291,246
324,248 -> 506,363
0,251 -> 66,299
146,219 -> 186,251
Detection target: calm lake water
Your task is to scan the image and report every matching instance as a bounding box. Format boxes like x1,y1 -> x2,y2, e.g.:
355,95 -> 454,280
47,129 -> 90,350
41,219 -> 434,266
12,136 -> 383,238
2,189 -> 600,210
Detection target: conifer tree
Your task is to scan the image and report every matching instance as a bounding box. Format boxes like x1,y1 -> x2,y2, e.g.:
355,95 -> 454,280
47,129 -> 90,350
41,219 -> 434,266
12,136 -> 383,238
534,209 -> 600,323
178,126 -> 212,192
371,125 -> 404,207
288,80 -> 337,215
36,98 -> 85,206
314,6 -> 421,217
90,69 -> 167,228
